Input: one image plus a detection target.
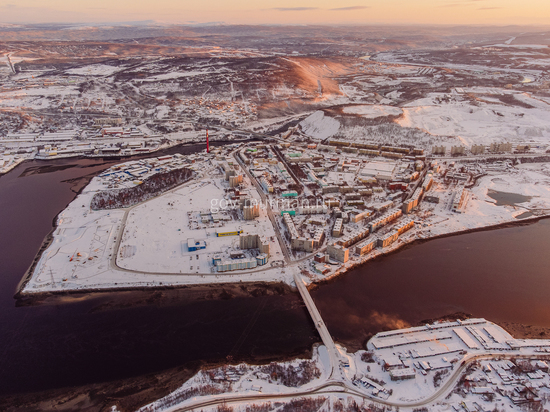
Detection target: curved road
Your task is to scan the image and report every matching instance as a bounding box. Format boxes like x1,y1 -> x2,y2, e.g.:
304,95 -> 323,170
108,165 -> 283,278
165,352 -> 542,411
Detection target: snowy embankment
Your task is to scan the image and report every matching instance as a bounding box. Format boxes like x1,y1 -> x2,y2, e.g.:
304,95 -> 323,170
137,345 -> 330,412
421,165 -> 550,239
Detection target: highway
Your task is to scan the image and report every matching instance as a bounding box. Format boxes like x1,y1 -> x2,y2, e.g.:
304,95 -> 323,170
428,152 -> 549,161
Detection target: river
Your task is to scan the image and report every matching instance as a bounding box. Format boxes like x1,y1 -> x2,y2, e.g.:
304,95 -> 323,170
1,149 -> 550,398
312,219 -> 550,348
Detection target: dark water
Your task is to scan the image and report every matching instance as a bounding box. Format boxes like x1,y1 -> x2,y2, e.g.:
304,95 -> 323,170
312,219 -> 550,346
487,189 -> 532,206
0,146 -> 317,396
1,149 -> 550,397
516,211 -> 534,219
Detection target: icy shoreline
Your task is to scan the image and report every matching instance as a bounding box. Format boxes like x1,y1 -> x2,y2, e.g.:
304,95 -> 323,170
15,144 -> 550,297
316,212 -> 550,287
15,210 -> 549,300
136,318 -> 550,412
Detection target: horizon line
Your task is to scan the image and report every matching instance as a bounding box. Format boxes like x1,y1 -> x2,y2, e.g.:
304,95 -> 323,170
2,21 -> 550,28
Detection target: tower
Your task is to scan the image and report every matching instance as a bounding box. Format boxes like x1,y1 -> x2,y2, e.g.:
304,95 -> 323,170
206,129 -> 210,153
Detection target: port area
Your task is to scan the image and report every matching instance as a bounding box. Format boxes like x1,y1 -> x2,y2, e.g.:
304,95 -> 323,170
138,315 -> 550,411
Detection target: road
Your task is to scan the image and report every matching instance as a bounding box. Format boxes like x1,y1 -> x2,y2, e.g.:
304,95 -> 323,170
429,152 -> 549,161
293,273 -> 343,380
6,53 -> 16,74
164,347 -> 546,412
372,55 -> 542,77
108,165 -> 283,278
104,149 -> 295,279
233,150 -> 292,262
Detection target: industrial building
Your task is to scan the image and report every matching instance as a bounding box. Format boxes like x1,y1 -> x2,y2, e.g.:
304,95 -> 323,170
359,160 -> 397,182
94,117 -> 123,126
390,368 -> 416,381
37,130 -> 78,142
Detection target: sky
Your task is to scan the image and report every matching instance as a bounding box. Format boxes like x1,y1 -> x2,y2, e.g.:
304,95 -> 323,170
0,0 -> 549,26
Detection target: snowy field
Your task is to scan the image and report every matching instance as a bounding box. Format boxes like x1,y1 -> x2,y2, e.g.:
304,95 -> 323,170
398,92 -> 550,147
21,154 -> 294,294
65,64 -> 122,76
118,176 -> 284,274
143,70 -> 219,81
342,105 -> 403,118
299,110 -> 340,140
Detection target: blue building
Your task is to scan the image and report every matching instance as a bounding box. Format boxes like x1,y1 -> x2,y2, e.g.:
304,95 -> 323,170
187,238 -> 207,252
